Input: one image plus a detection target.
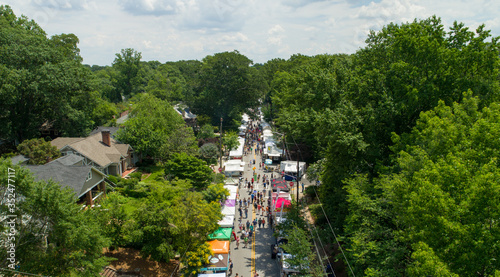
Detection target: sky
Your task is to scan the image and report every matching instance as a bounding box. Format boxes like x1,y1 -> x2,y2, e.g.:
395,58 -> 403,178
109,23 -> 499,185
3,0 -> 499,66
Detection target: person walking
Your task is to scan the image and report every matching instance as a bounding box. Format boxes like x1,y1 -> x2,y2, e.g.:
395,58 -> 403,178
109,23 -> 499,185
262,218 -> 266,228
238,206 -> 242,218
258,218 -> 262,228
301,182 -> 305,192
229,259 -> 233,275
246,220 -> 250,230
244,234 -> 249,248
245,208 -> 248,219
235,237 -> 240,249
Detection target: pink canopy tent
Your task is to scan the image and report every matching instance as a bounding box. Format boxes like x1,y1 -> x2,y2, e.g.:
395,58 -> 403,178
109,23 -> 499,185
272,192 -> 290,200
273,198 -> 291,212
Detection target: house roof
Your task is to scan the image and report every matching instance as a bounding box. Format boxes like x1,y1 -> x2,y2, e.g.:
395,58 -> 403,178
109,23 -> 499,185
89,126 -> 120,138
51,132 -> 131,168
26,158 -> 105,199
10,155 -> 30,165
54,153 -> 84,166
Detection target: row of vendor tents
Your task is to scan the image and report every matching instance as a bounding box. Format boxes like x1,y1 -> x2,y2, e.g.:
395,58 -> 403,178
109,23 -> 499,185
198,183 -> 238,276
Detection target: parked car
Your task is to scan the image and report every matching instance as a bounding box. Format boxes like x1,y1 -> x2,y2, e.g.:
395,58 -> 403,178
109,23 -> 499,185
271,238 -> 288,259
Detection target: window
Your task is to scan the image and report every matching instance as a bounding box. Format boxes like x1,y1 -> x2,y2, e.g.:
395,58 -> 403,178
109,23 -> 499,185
86,171 -> 92,181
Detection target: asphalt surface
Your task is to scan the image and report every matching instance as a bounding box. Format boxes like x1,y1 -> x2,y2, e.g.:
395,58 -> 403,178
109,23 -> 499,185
228,141 -> 281,277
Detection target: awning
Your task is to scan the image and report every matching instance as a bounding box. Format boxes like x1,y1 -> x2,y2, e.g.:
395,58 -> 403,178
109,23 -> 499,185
208,228 -> 233,240
271,179 -> 290,191
209,240 -> 230,254
273,198 -> 291,212
221,205 -> 235,216
218,215 -> 234,228
198,273 -> 226,277
224,199 -> 236,207
200,253 -> 229,272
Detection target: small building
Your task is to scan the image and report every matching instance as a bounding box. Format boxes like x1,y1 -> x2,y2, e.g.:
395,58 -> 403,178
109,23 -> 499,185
51,130 -> 136,176
26,154 -> 111,207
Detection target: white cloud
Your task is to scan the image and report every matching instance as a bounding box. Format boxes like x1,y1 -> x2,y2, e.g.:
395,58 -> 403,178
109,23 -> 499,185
2,0 -> 499,65
118,0 -> 178,15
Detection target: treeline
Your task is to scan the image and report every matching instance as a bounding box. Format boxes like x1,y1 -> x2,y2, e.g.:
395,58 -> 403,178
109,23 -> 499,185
265,17 -> 500,276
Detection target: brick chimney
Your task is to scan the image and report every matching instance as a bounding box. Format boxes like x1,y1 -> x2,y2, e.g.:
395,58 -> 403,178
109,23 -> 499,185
102,130 -> 111,147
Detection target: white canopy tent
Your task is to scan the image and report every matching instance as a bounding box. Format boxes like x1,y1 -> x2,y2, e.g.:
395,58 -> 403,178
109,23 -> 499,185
218,215 -> 234,227
229,137 -> 245,159
221,205 -> 236,216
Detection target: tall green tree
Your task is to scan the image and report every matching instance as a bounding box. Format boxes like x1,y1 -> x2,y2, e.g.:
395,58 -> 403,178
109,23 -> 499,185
116,94 -> 186,160
0,5 -> 95,142
0,159 -> 110,276
344,95 -> 500,276
112,48 -> 142,100
164,152 -> 214,190
192,51 -> 266,126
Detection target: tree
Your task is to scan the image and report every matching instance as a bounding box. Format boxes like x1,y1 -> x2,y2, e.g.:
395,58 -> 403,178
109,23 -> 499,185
183,242 -> 213,276
164,152 -> 214,190
159,125 -> 198,160
198,143 -> 219,164
202,183 -> 229,203
112,48 -> 142,99
192,51 -> 266,126
197,124 -> 216,140
0,158 -> 110,276
0,5 -> 95,142
222,130 -> 239,155
116,94 -> 186,160
17,138 -> 61,165
344,95 -> 500,275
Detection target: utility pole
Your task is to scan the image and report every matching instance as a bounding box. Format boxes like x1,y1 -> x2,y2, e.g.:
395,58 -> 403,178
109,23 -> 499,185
219,117 -> 223,170
296,149 -> 300,204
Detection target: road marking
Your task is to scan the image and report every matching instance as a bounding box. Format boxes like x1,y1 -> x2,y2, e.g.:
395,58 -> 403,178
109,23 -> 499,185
251,142 -> 257,277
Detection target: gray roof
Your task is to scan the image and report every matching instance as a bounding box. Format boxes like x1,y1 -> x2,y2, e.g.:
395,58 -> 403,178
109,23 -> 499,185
52,153 -> 84,166
26,158 -> 104,199
10,155 -> 30,165
89,126 -> 120,138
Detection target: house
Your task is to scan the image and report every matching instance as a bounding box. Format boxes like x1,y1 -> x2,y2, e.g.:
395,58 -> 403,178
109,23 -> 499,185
51,130 -> 136,176
10,155 -> 30,165
174,104 -> 198,129
26,154 -> 110,206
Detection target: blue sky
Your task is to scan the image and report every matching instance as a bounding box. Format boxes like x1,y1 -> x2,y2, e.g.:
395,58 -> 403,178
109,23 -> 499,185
3,0 -> 499,66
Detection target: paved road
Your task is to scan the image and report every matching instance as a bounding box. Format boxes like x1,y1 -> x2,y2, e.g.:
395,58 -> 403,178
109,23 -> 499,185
229,141 -> 281,277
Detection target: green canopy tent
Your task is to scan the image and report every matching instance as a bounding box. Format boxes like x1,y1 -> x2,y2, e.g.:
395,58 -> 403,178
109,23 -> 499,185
208,228 -> 233,240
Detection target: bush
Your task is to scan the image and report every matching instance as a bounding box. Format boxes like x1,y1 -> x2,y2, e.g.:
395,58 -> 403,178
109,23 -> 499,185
128,172 -> 142,180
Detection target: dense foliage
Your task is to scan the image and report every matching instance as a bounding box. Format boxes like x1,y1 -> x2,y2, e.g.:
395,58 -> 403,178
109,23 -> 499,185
267,17 -> 500,276
0,159 -> 110,276
2,4 -> 500,275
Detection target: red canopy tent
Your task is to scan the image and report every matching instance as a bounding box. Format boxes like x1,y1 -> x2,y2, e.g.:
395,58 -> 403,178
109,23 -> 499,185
271,179 -> 289,191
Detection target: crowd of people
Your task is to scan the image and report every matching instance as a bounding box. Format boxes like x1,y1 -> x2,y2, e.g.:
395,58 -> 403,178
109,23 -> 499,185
231,117 -> 273,277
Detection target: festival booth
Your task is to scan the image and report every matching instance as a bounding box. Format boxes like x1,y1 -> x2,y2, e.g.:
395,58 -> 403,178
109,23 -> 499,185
264,141 -> 283,161
273,198 -> 291,213
272,191 -> 290,200
221,205 -> 236,216
224,185 -> 238,201
224,177 -> 238,186
272,179 -> 290,192
280,161 -> 306,181
218,215 -> 234,228
228,137 -> 246,160
208,228 -> 233,240
200,240 -> 230,273
198,273 -> 226,277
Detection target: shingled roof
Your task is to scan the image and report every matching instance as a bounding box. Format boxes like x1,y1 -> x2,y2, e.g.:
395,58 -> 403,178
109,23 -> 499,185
51,132 -> 131,168
26,158 -> 105,199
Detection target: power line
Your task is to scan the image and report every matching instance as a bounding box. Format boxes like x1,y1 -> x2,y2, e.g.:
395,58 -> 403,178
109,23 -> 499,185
312,186 -> 356,277
288,134 -> 354,277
